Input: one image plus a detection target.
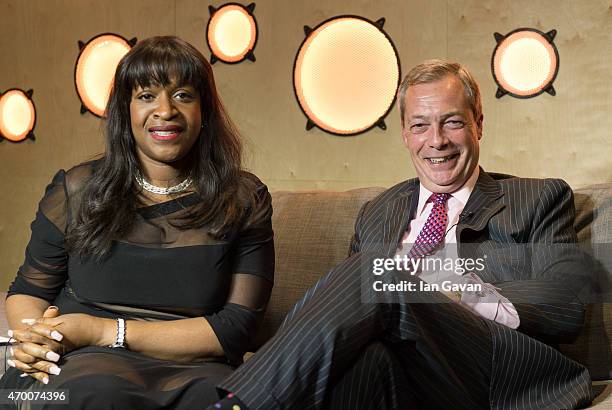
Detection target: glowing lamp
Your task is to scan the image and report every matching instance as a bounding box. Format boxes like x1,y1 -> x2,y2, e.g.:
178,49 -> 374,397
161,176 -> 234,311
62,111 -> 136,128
492,28 -> 559,98
207,3 -> 258,64
293,16 -> 400,136
75,34 -> 136,117
0,89 -> 36,143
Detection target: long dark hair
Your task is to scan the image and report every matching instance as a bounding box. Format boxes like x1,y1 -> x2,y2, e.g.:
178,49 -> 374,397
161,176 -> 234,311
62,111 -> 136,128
66,36 -> 252,258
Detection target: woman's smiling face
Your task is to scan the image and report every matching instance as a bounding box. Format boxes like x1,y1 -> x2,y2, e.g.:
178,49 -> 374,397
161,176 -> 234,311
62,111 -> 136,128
129,81 -> 202,169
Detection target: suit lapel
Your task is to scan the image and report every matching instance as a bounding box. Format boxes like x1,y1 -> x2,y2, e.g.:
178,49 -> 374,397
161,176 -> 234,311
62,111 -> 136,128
456,169 -> 505,254
381,181 -> 419,256
377,170 -> 505,257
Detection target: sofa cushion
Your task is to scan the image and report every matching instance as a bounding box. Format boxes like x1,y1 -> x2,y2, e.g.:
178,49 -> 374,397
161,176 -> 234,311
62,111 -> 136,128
253,188 -> 384,348
560,184 -> 612,381
574,183 -> 612,245
260,183 -> 612,382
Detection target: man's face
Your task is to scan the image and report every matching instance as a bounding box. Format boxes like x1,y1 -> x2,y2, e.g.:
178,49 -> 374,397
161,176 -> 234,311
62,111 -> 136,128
401,75 -> 483,193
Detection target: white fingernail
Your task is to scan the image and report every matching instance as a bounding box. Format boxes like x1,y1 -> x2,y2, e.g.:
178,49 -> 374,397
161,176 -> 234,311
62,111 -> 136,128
7,330 -> 13,338
6,359 -> 15,368
50,331 -> 63,341
42,376 -> 49,385
46,351 -> 60,362
21,319 -> 36,325
49,365 -> 61,375
19,373 -> 28,378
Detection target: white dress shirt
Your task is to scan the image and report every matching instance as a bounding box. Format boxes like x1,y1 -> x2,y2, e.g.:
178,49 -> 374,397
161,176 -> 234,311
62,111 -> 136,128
396,167 -> 520,329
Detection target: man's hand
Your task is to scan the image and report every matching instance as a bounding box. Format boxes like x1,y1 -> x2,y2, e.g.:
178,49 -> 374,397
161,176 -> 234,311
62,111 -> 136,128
441,290 -> 461,303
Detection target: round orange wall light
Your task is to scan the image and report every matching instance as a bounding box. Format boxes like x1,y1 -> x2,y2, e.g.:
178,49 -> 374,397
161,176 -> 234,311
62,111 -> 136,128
206,3 -> 257,64
492,28 -> 559,98
0,89 -> 36,143
294,16 -> 400,136
75,34 -> 136,117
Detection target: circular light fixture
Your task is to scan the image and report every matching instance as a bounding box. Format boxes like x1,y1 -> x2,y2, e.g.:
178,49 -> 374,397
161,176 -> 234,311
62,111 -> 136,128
206,3 -> 258,64
0,89 -> 36,143
492,28 -> 559,98
75,33 -> 136,117
293,16 -> 400,136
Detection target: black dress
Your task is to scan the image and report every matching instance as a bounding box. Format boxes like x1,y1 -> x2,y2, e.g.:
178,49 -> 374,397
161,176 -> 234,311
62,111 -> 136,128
0,161 -> 275,409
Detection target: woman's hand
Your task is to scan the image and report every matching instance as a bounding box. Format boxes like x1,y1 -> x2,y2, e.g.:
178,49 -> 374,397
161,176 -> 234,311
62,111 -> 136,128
9,309 -> 110,384
8,306 -> 62,384
26,313 -> 109,353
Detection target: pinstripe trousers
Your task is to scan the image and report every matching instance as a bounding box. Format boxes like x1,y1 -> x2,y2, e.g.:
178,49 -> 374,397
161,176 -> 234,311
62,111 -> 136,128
219,252 -> 592,410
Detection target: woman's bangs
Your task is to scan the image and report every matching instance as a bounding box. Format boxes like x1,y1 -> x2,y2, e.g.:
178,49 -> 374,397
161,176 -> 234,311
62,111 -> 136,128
126,48 -> 203,91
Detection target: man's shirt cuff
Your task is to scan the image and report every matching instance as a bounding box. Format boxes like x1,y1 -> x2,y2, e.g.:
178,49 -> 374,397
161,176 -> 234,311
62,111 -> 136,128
460,272 -> 520,329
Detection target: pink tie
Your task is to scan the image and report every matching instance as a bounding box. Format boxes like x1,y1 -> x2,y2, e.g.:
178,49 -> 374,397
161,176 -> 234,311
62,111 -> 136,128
407,193 -> 451,260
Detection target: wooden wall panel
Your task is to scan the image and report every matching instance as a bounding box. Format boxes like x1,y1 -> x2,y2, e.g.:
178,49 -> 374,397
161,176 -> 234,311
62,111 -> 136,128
176,0 -> 447,192
447,0 -> 612,186
0,0 -> 176,289
1,0 -> 611,288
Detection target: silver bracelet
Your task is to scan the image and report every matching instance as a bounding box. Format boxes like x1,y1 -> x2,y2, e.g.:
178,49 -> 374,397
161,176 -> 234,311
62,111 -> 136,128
108,318 -> 127,349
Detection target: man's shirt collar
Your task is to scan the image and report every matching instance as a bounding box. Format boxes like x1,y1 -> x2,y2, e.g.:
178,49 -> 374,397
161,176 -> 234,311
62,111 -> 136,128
416,166 -> 480,216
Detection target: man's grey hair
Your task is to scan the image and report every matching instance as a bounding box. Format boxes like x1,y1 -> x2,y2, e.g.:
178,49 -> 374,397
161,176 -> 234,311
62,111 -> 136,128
397,60 -> 482,126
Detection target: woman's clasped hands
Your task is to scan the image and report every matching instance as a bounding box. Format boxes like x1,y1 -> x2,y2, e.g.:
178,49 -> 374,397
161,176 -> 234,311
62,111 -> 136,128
7,306 -> 108,385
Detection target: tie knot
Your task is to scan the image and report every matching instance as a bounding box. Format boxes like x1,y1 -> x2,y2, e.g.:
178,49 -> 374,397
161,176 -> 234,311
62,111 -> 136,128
431,193 -> 451,204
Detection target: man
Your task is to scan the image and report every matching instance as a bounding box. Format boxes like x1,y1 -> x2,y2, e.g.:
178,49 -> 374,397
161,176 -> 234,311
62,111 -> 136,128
209,61 -> 593,409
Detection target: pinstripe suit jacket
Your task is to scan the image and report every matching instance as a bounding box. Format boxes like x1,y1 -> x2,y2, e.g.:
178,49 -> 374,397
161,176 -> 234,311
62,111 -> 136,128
349,168 -> 589,345
218,168 -> 593,410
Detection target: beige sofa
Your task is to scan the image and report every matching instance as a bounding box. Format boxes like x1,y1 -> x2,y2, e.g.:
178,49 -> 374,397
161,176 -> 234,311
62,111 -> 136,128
256,182 -> 612,408
1,182 -> 610,407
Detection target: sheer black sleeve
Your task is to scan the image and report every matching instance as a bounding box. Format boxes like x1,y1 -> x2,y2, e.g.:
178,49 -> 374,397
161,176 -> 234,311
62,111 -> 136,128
205,178 -> 275,363
7,170 -> 69,302
230,181 -> 275,281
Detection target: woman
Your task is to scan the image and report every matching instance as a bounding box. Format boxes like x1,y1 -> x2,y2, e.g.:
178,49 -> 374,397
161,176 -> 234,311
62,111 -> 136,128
1,36 -> 274,409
